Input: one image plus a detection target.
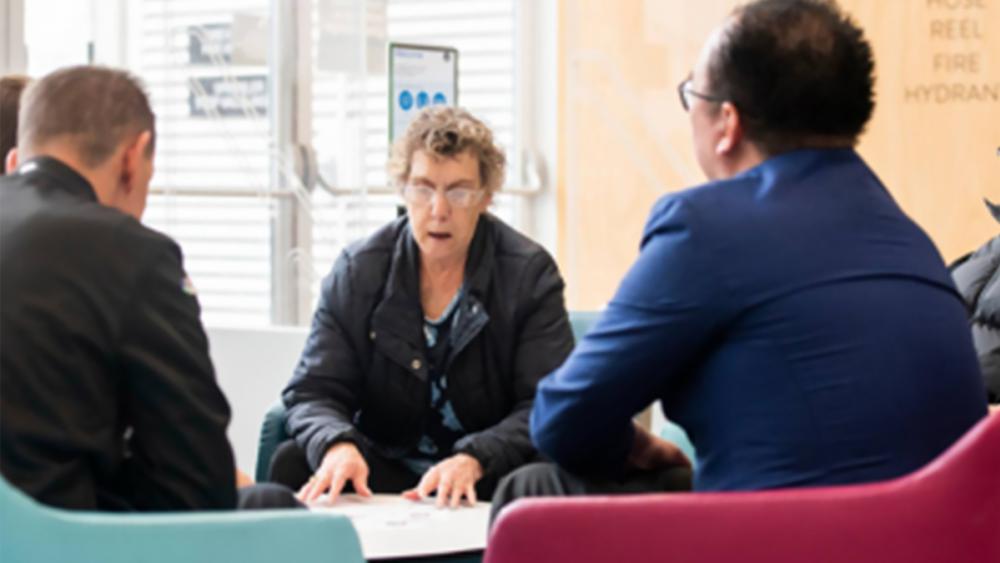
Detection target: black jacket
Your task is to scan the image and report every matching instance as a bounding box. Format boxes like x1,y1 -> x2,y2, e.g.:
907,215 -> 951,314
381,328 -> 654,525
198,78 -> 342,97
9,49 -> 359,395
283,213 -> 574,480
0,157 -> 236,510
951,200 -> 1000,403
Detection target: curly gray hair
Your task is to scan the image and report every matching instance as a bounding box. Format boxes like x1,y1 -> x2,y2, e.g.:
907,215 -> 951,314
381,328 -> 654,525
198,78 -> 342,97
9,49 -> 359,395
388,106 -> 506,194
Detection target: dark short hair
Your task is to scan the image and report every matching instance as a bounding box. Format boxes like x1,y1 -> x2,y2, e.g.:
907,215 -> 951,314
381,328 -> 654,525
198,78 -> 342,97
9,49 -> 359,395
707,0 -> 875,154
18,66 -> 156,167
1,75 -> 30,174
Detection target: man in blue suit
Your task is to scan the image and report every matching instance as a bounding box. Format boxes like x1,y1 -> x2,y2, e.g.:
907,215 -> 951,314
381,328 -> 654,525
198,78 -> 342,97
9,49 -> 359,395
492,0 -> 987,516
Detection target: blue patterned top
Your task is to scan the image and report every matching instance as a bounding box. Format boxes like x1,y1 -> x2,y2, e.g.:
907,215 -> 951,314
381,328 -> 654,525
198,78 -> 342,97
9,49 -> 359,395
401,287 -> 467,475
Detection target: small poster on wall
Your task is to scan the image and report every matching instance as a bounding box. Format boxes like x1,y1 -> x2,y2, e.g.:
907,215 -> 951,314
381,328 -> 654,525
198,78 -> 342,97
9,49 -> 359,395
388,43 -> 458,144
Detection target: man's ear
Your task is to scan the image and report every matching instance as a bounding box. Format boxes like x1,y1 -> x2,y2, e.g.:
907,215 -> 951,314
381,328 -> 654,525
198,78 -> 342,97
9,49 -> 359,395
715,101 -> 743,155
4,147 -> 17,174
119,130 -> 153,192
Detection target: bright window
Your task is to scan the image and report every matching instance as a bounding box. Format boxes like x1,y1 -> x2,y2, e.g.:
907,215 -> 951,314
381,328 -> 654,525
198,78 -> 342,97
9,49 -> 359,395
22,0 -> 541,327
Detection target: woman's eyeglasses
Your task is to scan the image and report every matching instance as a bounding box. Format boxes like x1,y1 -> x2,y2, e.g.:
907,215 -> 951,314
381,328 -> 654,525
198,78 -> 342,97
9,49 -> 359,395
403,184 -> 485,208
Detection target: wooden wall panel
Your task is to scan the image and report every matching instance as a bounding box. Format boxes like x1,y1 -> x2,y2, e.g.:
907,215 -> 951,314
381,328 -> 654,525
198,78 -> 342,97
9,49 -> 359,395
557,0 -> 999,309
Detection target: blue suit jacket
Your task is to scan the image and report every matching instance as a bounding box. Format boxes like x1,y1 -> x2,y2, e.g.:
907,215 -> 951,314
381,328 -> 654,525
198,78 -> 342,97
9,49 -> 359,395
532,148 -> 987,491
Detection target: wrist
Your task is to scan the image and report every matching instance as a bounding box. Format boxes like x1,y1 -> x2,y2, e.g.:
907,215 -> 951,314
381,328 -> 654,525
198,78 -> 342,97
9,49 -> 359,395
325,440 -> 360,459
455,453 -> 484,479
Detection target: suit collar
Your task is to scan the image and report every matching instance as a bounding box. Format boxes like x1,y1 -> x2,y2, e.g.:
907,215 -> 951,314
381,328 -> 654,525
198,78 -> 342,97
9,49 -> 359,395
737,147 -> 860,183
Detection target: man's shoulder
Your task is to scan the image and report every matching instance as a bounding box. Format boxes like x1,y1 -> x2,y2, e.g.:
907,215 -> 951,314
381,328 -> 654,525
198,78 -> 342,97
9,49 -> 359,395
642,176 -> 758,244
68,207 -> 180,266
951,233 -> 1000,310
2,191 -> 176,263
113,216 -> 181,258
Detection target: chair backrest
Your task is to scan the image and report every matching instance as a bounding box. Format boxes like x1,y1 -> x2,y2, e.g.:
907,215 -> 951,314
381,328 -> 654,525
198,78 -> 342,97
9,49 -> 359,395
0,475 -> 365,563
485,413 -> 1000,563
0,473 -> 46,531
569,311 -> 601,342
257,401 -> 291,482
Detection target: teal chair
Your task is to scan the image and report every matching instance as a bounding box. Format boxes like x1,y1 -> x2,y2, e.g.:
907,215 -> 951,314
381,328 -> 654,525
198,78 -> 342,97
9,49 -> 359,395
568,310 -> 601,342
659,416 -> 696,468
258,401 -> 292,482
254,399 -> 291,483
0,476 -> 364,563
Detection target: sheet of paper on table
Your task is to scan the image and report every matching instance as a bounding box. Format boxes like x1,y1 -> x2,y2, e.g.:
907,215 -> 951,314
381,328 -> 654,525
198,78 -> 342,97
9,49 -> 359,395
310,493 -> 491,560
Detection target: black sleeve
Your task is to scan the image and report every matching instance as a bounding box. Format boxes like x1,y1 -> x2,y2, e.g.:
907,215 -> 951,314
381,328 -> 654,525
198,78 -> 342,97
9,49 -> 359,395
454,251 -> 575,478
282,251 -> 367,470
117,243 -> 236,510
983,346 -> 1000,404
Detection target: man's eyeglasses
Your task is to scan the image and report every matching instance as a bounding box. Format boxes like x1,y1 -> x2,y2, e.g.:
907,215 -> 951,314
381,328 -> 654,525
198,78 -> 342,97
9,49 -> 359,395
403,184 -> 485,208
677,78 -> 725,112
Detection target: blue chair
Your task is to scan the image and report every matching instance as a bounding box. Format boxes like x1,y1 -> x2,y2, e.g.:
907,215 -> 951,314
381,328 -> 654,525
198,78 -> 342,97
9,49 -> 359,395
0,476 -> 364,563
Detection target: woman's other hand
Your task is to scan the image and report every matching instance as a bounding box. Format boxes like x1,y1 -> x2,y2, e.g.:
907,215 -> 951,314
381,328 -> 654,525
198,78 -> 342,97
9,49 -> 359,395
297,442 -> 372,503
402,453 -> 483,508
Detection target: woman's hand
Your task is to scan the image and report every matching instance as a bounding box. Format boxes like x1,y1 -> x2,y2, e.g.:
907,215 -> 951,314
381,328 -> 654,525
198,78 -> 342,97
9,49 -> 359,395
402,453 -> 483,508
297,442 -> 372,504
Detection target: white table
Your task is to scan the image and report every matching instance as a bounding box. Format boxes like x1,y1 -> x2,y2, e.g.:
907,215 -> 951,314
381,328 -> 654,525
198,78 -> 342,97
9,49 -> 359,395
310,494 -> 491,560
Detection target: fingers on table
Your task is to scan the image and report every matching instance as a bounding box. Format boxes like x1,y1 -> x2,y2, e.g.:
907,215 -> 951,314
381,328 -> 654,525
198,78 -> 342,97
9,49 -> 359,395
351,472 -> 373,497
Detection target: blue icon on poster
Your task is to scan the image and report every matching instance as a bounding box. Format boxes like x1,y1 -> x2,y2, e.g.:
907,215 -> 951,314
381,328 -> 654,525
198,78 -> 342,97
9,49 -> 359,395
416,91 -> 429,108
399,90 -> 413,111
433,92 -> 447,105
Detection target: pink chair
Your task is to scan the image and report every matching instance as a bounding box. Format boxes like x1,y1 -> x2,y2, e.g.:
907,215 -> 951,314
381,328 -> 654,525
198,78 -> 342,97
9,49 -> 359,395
486,414 -> 1000,563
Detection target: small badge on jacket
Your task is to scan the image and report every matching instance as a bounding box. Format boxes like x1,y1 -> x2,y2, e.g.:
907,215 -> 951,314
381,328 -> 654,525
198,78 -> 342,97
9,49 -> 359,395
181,275 -> 198,296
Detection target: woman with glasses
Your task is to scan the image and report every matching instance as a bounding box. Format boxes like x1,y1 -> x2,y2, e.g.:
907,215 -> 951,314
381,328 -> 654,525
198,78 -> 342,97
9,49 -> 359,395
271,107 -> 574,508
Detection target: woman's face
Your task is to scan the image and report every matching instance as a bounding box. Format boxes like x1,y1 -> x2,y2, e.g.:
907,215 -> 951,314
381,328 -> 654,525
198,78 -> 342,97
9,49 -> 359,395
404,149 -> 492,267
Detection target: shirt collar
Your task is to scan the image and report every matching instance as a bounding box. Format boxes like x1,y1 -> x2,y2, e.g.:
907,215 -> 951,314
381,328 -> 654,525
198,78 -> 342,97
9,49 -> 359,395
16,156 -> 99,202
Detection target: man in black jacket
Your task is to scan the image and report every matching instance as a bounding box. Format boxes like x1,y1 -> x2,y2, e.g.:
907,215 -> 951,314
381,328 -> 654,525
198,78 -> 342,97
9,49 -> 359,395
0,66 -> 293,510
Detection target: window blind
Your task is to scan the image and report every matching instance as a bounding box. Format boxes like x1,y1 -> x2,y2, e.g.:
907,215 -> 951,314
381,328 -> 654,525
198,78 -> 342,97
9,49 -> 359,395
308,0 -> 520,298
137,0 -> 521,326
